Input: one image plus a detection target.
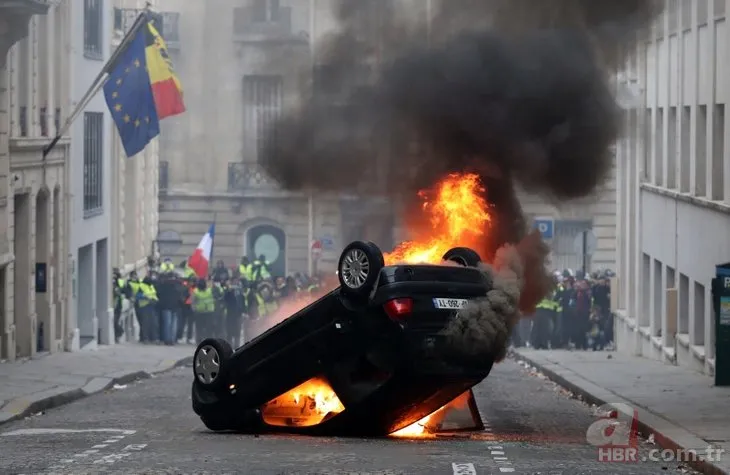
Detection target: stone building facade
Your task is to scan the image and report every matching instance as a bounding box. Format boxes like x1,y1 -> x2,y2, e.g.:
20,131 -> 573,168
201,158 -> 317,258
155,0 -> 394,275
0,0 -> 70,361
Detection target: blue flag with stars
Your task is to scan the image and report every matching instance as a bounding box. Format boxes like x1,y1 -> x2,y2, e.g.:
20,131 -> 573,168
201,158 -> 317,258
103,23 -> 160,157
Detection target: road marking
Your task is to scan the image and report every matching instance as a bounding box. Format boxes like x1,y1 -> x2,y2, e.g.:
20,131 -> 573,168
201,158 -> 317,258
451,462 -> 477,475
487,445 -> 502,450
1,428 -> 136,437
92,444 -> 108,448
494,457 -> 508,460
491,451 -> 505,455
499,468 -> 515,473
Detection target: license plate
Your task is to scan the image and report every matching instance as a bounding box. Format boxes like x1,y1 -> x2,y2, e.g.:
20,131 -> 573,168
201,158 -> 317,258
432,298 -> 469,309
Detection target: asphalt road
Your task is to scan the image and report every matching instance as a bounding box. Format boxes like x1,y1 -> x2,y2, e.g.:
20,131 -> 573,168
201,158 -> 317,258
0,357 -> 699,475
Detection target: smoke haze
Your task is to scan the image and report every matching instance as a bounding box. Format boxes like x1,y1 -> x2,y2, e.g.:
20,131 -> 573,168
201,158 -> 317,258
260,0 -> 663,356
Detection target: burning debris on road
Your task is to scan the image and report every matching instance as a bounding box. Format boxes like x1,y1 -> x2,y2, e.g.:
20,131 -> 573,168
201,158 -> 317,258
260,0 -> 664,360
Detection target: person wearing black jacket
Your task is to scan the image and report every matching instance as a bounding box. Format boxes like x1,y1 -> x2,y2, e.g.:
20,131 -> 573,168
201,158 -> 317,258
112,268 -> 132,343
155,272 -> 185,345
224,278 -> 244,347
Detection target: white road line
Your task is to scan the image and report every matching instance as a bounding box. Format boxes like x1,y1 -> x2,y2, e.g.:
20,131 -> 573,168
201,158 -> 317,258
451,462 -> 477,475
103,439 -> 119,443
487,445 -> 503,450
499,468 -> 515,473
494,457 -> 508,460
491,451 -> 505,455
1,428 -> 137,437
92,444 -> 108,449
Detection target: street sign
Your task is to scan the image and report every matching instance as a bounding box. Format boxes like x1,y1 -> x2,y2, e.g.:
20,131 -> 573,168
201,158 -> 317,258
533,217 -> 554,240
311,239 -> 323,259
573,229 -> 597,255
320,235 -> 334,251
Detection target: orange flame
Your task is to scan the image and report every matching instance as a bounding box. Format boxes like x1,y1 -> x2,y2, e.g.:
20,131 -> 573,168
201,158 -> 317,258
261,377 -> 345,427
383,173 -> 491,265
390,391 -> 473,437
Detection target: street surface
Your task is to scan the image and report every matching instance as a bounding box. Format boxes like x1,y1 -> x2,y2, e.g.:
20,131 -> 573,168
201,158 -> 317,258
0,358 -> 699,474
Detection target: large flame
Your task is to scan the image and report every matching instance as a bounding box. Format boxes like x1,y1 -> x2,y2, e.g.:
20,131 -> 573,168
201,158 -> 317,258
261,377 -> 345,427
383,173 -> 492,265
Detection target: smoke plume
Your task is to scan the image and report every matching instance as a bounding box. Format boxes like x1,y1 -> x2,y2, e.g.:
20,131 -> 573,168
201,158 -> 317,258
260,0 -> 662,352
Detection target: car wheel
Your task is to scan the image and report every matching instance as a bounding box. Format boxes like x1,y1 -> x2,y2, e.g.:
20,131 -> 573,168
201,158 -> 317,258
366,241 -> 386,268
442,247 -> 482,267
193,338 -> 233,391
338,241 -> 384,298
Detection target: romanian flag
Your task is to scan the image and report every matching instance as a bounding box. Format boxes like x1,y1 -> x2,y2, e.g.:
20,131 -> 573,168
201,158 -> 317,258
144,19 -> 185,119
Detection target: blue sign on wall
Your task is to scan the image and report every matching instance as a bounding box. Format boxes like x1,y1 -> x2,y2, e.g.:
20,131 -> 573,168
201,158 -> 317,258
533,217 -> 554,240
320,235 -> 335,251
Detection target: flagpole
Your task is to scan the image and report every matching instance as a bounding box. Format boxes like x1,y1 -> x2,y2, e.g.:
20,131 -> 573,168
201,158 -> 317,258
307,0 -> 316,277
210,213 -> 218,279
42,9 -> 150,158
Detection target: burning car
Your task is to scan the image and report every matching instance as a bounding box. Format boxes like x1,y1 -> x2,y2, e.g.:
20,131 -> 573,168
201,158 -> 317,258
191,241 -> 494,436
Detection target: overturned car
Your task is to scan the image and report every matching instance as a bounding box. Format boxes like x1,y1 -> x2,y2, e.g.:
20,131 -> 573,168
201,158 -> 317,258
191,240 -> 494,436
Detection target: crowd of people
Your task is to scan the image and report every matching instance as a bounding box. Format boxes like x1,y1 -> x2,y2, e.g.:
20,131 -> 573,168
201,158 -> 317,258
512,268 -> 614,351
112,255 -> 334,347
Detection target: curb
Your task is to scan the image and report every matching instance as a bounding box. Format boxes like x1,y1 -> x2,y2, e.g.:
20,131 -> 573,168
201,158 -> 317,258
509,350 -> 729,475
0,355 -> 193,427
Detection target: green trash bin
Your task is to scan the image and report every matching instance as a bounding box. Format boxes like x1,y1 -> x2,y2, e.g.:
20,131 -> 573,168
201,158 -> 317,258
711,263 -> 730,386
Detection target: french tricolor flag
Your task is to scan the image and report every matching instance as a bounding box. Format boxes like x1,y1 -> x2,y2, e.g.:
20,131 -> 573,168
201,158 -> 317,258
188,223 -> 215,278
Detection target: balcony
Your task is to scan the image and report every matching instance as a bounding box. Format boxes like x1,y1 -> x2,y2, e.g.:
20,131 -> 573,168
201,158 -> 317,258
0,0 -> 51,63
232,6 -> 306,44
228,162 -> 278,191
114,8 -> 180,49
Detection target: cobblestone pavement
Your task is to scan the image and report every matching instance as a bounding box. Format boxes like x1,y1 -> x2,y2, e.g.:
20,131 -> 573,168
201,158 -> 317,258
0,358 -> 701,474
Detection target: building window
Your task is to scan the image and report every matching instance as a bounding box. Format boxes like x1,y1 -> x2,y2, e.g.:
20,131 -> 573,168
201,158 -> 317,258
696,105 -> 708,196
680,106 -> 690,192
83,112 -> 104,216
667,107 -> 677,189
159,160 -> 169,192
243,75 -> 282,161
113,7 -> 122,31
711,104 -> 724,201
654,107 -> 664,187
84,0 -> 103,59
252,0 -> 280,22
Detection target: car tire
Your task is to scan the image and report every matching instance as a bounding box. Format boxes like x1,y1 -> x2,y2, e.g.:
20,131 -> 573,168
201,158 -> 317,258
338,240 -> 384,298
193,338 -> 233,391
442,247 -> 482,267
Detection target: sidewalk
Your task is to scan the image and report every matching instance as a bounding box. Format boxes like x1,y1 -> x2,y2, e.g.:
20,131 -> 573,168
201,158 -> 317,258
0,343 -> 194,425
511,348 -> 730,475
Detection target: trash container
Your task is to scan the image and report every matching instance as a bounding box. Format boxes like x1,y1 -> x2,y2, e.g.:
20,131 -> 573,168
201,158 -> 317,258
711,263 -> 730,386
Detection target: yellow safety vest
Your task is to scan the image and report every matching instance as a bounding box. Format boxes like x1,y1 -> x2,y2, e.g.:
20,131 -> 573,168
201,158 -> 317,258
192,288 -> 215,313
255,294 -> 277,316
239,264 -> 253,280
252,260 -> 270,281
183,266 -> 196,278
160,262 -> 175,272
138,282 -> 158,307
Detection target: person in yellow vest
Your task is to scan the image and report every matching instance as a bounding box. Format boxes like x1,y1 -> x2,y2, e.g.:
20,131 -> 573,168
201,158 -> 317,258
127,271 -> 143,340
137,276 -> 159,343
112,268 -> 132,343
251,255 -> 271,282
191,278 -> 216,343
255,282 -> 278,318
532,292 -> 560,350
238,256 -> 253,281
160,258 -> 175,273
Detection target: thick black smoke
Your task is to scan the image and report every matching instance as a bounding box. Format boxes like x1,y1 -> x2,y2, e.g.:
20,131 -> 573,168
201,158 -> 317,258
260,0 -> 662,351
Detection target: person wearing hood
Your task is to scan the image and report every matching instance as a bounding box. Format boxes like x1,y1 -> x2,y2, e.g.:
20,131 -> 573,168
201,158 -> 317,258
155,271 -> 184,345
112,268 -> 131,343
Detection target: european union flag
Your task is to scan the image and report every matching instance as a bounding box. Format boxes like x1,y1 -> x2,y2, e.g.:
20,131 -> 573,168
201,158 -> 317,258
103,23 -> 160,157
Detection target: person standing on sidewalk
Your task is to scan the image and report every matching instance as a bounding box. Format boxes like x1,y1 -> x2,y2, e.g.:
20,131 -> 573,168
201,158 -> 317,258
177,277 -> 195,344
224,277 -> 244,347
112,268 -> 132,343
192,278 -> 215,342
155,271 -> 184,345
137,276 -> 159,343
573,277 -> 592,350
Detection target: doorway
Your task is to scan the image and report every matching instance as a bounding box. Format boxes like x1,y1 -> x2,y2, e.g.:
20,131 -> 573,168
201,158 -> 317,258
13,193 -> 32,356
246,225 -> 286,278
78,244 -> 95,347
35,189 -> 50,352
